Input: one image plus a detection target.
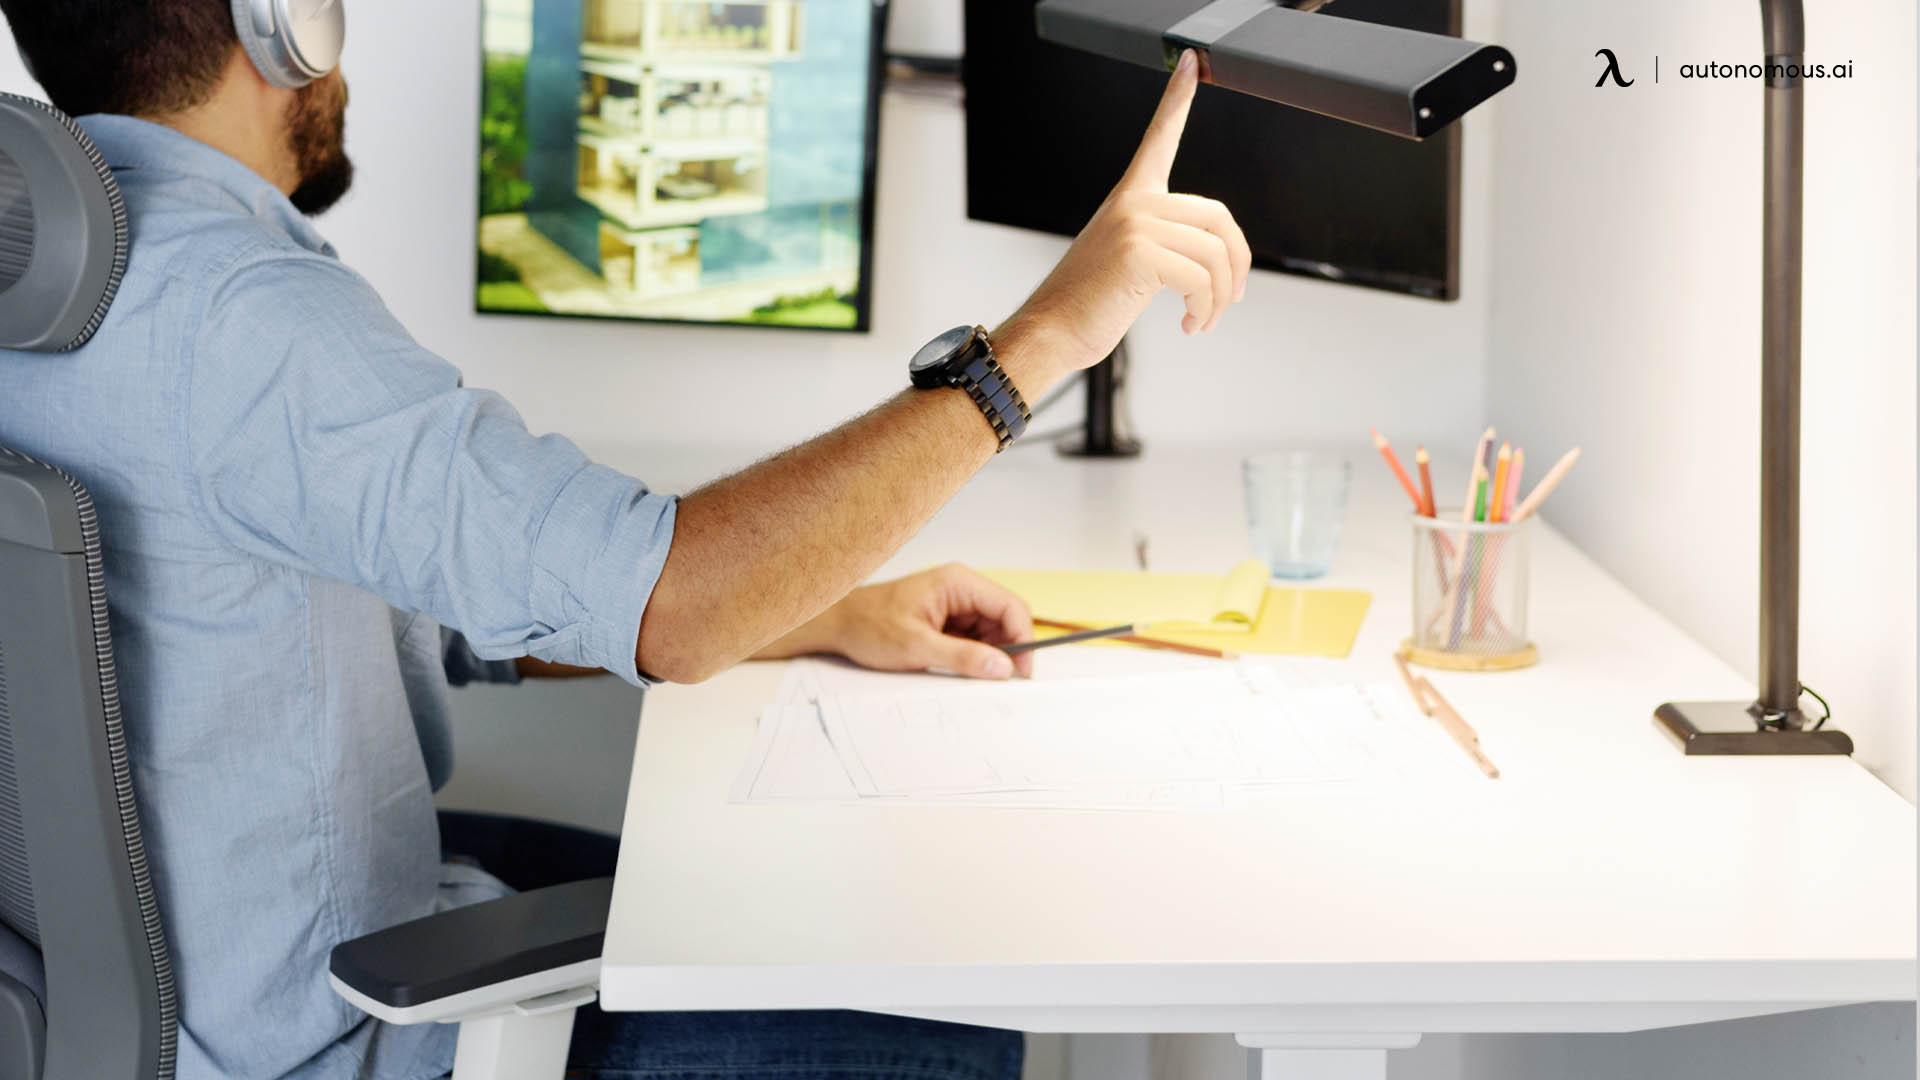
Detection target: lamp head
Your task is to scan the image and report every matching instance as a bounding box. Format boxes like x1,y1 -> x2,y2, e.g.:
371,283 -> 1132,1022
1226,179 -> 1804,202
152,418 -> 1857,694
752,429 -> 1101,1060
1035,0 -> 1515,140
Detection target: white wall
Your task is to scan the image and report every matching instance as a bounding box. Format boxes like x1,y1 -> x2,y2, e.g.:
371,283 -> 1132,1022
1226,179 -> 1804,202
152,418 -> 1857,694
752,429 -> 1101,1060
319,0 -> 1495,455
1483,0 -> 1918,799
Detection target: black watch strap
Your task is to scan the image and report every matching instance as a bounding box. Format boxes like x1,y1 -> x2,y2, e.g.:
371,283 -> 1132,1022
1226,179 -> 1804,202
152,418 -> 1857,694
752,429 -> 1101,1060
955,349 -> 1031,452
909,324 -> 1033,451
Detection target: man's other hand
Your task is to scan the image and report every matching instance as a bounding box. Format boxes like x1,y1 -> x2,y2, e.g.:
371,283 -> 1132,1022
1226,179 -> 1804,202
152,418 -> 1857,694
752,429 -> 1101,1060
753,564 -> 1037,679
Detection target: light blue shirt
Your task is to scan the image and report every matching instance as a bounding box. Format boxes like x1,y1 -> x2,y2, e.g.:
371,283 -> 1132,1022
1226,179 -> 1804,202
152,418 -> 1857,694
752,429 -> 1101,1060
0,115 -> 677,1080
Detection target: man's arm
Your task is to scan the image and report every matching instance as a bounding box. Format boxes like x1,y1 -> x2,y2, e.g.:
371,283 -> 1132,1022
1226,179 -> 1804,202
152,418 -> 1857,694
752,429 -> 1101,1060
518,562 -> 1039,682
637,52 -> 1250,683
640,355 -> 1047,683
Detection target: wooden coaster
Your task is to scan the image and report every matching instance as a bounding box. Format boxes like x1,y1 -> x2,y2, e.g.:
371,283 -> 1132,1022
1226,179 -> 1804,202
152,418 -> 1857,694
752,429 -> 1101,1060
1400,639 -> 1538,672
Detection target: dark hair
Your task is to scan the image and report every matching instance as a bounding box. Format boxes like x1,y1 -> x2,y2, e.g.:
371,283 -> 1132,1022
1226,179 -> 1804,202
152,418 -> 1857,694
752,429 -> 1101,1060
1,0 -> 237,118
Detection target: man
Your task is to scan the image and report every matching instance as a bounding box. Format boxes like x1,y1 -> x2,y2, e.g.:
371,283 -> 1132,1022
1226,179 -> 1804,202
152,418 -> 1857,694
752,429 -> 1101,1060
0,2 -> 1248,1078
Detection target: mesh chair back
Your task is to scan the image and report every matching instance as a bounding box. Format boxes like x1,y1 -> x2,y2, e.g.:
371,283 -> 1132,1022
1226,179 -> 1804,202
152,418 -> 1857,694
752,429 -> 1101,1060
0,448 -> 175,1080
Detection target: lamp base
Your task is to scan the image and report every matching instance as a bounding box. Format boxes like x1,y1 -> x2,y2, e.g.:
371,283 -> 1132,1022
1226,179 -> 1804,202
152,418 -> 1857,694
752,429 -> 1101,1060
1654,701 -> 1853,755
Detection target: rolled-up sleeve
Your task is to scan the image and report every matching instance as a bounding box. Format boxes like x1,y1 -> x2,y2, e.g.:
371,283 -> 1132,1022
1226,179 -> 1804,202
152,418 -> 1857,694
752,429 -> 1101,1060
441,627 -> 522,687
184,250 -> 674,686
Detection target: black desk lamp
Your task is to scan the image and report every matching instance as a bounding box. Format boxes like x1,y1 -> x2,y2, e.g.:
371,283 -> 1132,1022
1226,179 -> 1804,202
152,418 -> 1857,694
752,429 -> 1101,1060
1655,0 -> 1852,754
1036,0 -> 1515,458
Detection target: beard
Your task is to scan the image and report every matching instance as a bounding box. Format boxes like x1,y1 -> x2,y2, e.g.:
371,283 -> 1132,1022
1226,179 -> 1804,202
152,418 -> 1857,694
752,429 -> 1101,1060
286,73 -> 354,216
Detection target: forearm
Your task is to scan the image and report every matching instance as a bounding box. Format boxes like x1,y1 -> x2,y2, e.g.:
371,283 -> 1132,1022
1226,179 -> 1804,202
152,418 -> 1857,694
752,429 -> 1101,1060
750,606 -> 841,662
637,318 -> 1068,683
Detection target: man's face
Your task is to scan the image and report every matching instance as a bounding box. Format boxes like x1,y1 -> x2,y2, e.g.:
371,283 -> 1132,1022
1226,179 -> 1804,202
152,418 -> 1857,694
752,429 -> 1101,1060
286,71 -> 352,216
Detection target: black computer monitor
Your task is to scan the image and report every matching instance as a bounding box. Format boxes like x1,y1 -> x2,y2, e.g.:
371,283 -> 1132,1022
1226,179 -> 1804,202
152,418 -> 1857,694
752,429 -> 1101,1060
965,0 -> 1463,301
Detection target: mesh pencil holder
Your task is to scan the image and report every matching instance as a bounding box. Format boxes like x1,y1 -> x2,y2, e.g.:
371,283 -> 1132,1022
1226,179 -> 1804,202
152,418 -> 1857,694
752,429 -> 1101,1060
1405,511 -> 1538,671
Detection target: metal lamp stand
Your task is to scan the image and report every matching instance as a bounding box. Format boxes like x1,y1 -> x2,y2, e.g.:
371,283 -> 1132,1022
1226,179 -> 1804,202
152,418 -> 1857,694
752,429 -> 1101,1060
1654,0 -> 1852,755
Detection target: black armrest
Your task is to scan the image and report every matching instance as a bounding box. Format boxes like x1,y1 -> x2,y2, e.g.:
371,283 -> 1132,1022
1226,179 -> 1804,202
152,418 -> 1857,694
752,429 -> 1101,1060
329,877 -> 611,1009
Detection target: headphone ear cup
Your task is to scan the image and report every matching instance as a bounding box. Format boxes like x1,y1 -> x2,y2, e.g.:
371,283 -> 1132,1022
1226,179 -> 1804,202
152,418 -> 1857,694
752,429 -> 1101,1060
230,0 -> 315,90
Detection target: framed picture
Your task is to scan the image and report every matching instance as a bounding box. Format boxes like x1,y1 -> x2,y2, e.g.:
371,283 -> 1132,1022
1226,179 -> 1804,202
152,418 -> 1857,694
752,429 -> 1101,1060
476,0 -> 886,331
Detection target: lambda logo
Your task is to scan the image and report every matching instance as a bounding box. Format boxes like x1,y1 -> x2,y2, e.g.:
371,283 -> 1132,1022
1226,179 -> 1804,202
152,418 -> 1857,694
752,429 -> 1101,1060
1594,48 -> 1634,87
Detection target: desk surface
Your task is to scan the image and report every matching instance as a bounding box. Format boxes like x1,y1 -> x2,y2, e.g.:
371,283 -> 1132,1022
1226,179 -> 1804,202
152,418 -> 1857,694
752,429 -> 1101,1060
592,442 -> 1915,1035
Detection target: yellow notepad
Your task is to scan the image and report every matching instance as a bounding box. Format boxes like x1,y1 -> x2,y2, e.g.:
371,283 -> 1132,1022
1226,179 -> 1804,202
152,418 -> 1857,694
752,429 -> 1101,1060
981,561 -> 1372,658
983,559 -> 1270,633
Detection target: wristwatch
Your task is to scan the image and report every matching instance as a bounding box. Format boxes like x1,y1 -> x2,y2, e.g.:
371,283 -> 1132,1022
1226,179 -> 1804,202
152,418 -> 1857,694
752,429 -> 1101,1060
908,324 -> 1031,452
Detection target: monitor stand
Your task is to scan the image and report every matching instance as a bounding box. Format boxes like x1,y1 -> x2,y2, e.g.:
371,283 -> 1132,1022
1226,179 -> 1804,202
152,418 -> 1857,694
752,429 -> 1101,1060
1055,337 -> 1142,458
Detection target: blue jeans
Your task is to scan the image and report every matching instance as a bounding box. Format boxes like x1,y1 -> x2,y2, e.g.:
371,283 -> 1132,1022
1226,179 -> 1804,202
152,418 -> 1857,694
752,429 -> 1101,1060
437,812 -> 1023,1080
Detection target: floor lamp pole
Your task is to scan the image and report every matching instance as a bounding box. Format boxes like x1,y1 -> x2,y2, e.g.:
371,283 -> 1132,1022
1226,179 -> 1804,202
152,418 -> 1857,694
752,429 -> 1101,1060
1755,0 -> 1805,725
1655,0 -> 1852,754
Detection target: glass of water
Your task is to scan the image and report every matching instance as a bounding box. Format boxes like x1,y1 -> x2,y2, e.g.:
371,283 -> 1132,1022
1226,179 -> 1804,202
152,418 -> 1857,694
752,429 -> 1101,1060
1242,451 -> 1351,579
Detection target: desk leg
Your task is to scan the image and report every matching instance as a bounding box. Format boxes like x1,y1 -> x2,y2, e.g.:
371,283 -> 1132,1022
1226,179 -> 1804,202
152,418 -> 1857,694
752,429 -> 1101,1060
1234,1034 -> 1421,1080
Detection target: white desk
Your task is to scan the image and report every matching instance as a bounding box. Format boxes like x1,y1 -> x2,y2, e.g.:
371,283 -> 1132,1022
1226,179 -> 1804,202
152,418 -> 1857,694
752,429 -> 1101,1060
592,443 -> 1915,1079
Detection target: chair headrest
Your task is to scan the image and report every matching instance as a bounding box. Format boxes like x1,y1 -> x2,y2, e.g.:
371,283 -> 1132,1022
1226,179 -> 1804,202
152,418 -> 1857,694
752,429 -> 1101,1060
0,95 -> 126,353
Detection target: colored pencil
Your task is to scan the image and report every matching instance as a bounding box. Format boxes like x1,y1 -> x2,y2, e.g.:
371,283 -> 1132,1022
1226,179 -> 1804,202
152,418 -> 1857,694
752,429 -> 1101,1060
1415,446 -> 1436,517
1395,652 -> 1499,779
1475,443 -> 1512,634
1029,617 -> 1237,660
1488,443 -> 1512,523
1371,428 -> 1423,511
1510,447 -> 1582,523
1447,463 -> 1488,646
1502,448 -> 1525,521
1471,445 -> 1524,639
1464,427 -> 1494,512
1424,429 -> 1494,639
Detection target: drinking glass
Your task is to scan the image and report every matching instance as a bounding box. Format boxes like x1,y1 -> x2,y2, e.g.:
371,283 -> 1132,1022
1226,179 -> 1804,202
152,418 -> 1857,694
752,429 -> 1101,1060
1242,452 -> 1351,579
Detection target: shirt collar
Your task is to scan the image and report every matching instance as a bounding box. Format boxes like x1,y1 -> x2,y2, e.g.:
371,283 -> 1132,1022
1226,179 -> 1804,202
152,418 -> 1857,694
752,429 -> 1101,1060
77,113 -> 337,257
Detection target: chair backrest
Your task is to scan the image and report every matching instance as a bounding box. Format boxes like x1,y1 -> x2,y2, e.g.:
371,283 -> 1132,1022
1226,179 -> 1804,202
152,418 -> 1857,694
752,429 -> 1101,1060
0,445 -> 174,1076
0,93 -> 169,1080
0,450 -> 176,1080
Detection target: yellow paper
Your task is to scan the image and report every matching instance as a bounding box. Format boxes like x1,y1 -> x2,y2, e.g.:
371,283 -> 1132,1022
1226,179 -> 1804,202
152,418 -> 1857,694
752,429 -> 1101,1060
1135,586 -> 1373,658
981,563 -> 1372,658
983,558 -> 1268,633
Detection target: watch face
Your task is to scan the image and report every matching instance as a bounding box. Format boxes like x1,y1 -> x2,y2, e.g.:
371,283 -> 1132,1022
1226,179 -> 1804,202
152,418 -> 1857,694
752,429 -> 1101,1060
909,325 -> 976,378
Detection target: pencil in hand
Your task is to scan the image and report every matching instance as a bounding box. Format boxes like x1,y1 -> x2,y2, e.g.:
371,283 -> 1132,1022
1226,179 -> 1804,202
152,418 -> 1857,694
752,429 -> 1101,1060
1025,618 -> 1237,660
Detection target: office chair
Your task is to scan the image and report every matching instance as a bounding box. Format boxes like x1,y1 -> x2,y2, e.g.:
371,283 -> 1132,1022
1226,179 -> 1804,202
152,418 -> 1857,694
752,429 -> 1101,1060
0,93 -> 606,1080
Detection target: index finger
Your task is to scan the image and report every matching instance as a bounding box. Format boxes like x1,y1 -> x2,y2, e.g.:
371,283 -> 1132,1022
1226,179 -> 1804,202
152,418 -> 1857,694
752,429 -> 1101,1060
939,564 -> 1037,676
1122,48 -> 1201,190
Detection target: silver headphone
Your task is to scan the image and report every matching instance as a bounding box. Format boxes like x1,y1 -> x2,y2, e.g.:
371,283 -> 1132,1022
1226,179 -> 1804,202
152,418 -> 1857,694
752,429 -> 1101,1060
230,0 -> 346,90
